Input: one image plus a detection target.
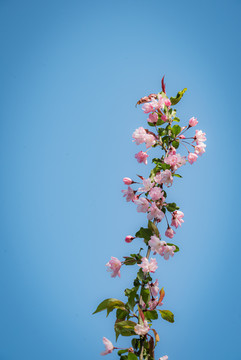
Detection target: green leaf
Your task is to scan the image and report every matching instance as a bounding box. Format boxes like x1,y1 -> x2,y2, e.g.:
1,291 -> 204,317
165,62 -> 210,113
173,117 -> 180,122
93,298 -> 125,316
137,268 -> 145,282
148,121 -> 155,127
116,308 -> 129,320
123,257 -> 137,265
125,287 -> 139,311
148,220 -> 160,237
172,140 -> 179,149
135,227 -> 152,241
114,320 -> 137,338
173,173 -> 182,178
166,202 -> 179,212
141,288 -> 150,305
171,124 -> 181,136
128,353 -> 138,360
131,338 -> 140,350
118,349 -> 129,355
159,310 -> 175,323
144,310 -> 158,320
166,243 -> 179,253
170,88 -> 187,105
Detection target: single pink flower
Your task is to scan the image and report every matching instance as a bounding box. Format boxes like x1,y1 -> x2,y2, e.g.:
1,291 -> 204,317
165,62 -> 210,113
147,203 -> 165,221
142,102 -> 154,113
135,151 -> 149,165
148,298 -> 159,310
122,186 -> 135,202
149,279 -> 159,297
161,114 -> 168,122
163,244 -> 176,260
157,169 -> 173,187
195,142 -> 206,155
188,152 -> 198,164
148,235 -> 164,254
138,257 -> 158,273
159,356 -> 168,360
132,127 -> 146,145
125,235 -> 134,243
171,210 -> 184,228
164,153 -> 186,171
106,257 -> 122,278
164,98 -> 171,107
194,129 -> 207,144
149,187 -> 164,201
101,337 -> 114,356
189,117 -> 198,127
145,133 -> 156,148
123,177 -> 133,185
138,178 -> 154,192
134,197 -> 149,213
148,112 -> 158,123
134,320 -> 150,335
165,227 -> 176,239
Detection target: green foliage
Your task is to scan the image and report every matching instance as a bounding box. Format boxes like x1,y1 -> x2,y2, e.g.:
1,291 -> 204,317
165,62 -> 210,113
171,124 -> 181,136
148,220 -> 160,237
128,353 -> 138,360
165,202 -> 180,212
93,298 -> 126,316
172,140 -> 179,149
118,349 -> 128,355
173,173 -> 182,178
159,310 -> 175,323
116,308 -> 129,321
125,286 -> 139,311
170,88 -> 187,105
115,320 -> 137,340
140,287 -> 150,305
144,310 -> 158,321
135,227 -> 152,243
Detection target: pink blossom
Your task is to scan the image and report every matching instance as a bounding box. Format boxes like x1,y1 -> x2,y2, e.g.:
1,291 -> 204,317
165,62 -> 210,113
148,235 -> 165,254
164,98 -> 171,107
123,177 -> 133,185
134,320 -> 150,335
149,187 -> 164,201
159,356 -> 168,360
179,134 -> 186,139
194,129 -> 207,144
101,337 -> 114,356
145,133 -> 156,148
195,142 -> 206,155
122,186 -> 135,202
132,127 -> 146,145
135,151 -> 149,165
168,146 -> 176,155
171,210 -> 184,228
138,257 -> 158,273
161,114 -> 168,122
138,178 -> 154,192
163,245 -> 176,260
148,298 -> 159,310
188,152 -> 198,164
189,117 -> 198,127
165,227 -> 176,239
151,95 -> 164,110
134,197 -> 149,213
106,257 -> 122,278
164,153 -> 186,171
148,112 -> 158,123
147,203 -> 165,221
154,169 -> 173,186
142,103 -> 154,113
149,279 -> 159,297
125,235 -> 134,243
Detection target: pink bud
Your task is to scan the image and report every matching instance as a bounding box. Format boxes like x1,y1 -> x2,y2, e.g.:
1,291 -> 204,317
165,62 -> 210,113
189,117 -> 198,127
179,134 -> 186,139
123,177 -> 133,185
125,235 -> 135,243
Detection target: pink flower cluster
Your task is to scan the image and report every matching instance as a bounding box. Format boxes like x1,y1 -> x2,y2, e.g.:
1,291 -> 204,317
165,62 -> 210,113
148,235 -> 176,260
132,127 -> 156,148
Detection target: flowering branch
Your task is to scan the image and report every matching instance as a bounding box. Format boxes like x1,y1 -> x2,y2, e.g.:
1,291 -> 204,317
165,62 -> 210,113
93,77 -> 207,360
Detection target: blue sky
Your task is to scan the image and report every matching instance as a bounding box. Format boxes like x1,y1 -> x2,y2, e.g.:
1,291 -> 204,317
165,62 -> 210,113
0,1 -> 240,359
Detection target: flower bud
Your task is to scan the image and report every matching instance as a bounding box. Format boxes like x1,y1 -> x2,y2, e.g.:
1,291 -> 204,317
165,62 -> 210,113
123,177 -> 133,185
125,235 -> 135,243
189,117 -> 198,127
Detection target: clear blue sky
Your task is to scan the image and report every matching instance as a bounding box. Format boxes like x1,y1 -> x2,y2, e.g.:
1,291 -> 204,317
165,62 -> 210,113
0,1 -> 240,359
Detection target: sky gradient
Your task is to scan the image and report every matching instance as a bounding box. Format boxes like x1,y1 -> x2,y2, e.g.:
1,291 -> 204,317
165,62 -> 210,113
0,1 -> 241,359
